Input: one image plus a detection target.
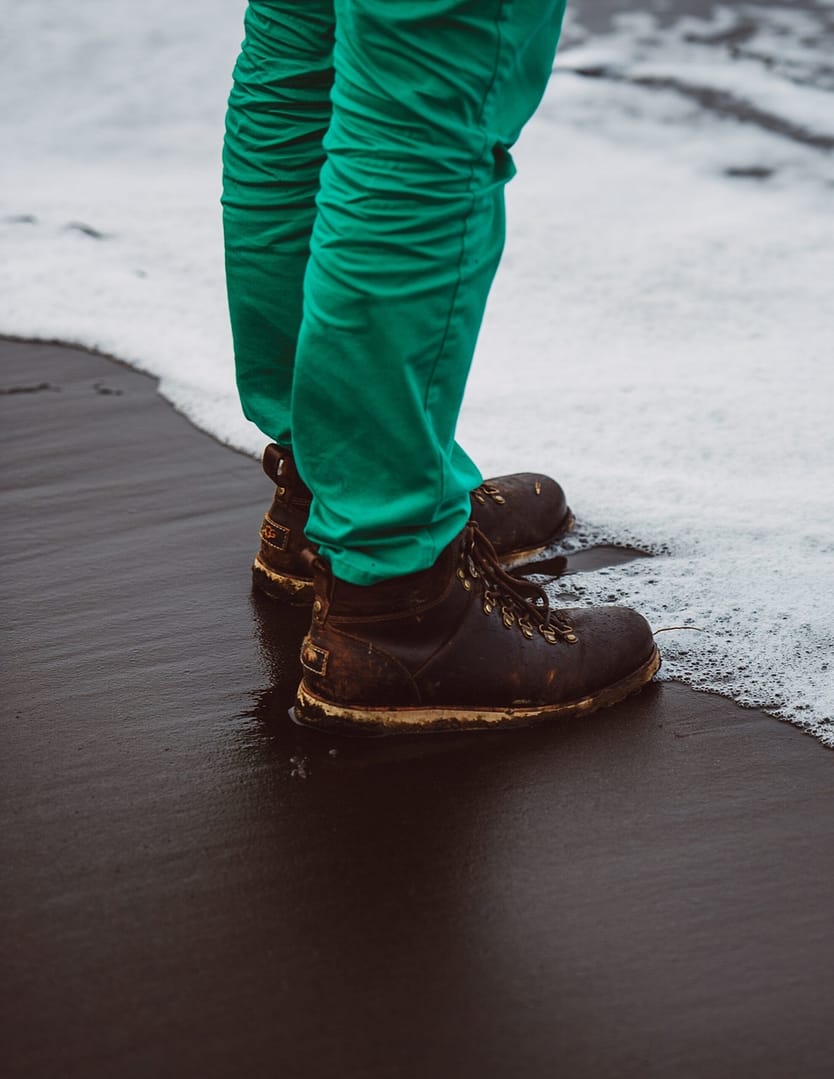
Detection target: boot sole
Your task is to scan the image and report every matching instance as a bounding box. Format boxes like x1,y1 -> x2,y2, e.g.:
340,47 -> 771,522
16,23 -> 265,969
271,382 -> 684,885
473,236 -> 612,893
252,507 -> 575,604
293,643 -> 661,735
252,555 -> 315,605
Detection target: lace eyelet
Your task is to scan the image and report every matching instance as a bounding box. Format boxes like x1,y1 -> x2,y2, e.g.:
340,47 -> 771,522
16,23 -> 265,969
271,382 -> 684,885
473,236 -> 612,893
474,483 -> 506,506
540,626 -> 559,645
460,525 -> 577,645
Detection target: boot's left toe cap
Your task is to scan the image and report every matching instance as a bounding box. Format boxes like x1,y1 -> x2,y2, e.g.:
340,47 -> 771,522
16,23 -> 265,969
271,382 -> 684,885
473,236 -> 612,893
560,605 -> 657,698
473,472 -> 570,555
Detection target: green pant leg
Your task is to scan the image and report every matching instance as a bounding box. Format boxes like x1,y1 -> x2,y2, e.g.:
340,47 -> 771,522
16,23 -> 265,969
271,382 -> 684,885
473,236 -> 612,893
221,0 -> 335,446
292,0 -> 568,585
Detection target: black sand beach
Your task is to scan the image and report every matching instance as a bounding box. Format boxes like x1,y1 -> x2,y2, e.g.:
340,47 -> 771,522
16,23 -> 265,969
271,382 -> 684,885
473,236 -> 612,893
2,339 -> 833,1079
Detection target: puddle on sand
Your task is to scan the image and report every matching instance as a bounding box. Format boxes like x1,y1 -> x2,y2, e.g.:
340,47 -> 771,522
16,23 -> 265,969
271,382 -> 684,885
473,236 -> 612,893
514,544 -> 651,579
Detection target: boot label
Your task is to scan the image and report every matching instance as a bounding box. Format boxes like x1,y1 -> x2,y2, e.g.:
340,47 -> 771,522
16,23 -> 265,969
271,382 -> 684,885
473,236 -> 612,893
260,518 -> 290,552
301,638 -> 329,677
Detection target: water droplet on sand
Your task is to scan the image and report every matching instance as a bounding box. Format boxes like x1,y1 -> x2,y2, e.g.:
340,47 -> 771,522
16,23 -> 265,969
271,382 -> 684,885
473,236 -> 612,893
289,755 -> 310,779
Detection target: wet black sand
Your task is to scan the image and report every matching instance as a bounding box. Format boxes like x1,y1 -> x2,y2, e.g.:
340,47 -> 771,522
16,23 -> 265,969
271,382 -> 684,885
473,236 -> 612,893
2,339 -> 832,1079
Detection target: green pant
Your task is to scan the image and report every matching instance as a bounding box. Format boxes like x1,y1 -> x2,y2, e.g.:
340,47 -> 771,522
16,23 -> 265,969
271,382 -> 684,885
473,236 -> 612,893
223,0 -> 567,584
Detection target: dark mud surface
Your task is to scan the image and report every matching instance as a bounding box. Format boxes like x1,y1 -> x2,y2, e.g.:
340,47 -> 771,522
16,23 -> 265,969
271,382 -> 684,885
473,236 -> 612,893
2,339 -> 833,1079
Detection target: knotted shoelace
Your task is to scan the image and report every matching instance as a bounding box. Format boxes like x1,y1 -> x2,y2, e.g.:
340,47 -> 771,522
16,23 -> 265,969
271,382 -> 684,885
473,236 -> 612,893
457,525 -> 577,645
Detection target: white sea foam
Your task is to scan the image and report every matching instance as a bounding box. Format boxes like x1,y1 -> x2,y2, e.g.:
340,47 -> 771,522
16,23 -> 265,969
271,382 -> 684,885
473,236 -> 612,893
2,2 -> 832,743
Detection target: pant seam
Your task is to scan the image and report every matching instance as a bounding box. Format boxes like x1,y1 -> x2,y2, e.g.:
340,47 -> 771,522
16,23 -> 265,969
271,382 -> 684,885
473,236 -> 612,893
420,0 -> 509,562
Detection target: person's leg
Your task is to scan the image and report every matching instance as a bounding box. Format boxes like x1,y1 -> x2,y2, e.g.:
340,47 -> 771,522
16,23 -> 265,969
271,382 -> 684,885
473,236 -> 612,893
222,0 -> 335,446
292,0 -> 568,585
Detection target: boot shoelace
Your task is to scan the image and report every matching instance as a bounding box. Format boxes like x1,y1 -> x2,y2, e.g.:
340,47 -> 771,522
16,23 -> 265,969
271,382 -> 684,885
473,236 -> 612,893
457,526 -> 577,645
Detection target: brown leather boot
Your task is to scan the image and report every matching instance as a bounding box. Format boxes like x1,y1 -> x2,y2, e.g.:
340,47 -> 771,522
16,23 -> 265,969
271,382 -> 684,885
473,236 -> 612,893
294,524 -> 660,733
252,445 -> 315,604
252,444 -> 574,604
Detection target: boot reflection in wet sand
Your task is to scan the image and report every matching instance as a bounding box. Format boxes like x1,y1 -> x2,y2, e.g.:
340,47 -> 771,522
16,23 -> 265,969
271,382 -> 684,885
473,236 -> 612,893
249,589 -> 310,724
223,0 -> 660,733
